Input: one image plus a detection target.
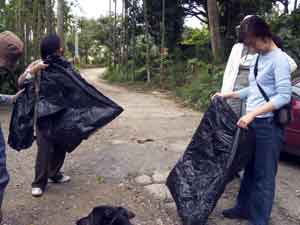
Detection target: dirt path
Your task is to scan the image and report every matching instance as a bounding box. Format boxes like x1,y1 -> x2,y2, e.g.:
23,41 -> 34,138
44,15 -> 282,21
1,68 -> 300,225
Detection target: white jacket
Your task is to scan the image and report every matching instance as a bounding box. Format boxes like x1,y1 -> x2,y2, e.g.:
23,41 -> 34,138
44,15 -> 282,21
221,43 -> 298,93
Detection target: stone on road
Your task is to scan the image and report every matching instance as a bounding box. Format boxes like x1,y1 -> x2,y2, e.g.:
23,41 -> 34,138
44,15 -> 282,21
145,184 -> 172,202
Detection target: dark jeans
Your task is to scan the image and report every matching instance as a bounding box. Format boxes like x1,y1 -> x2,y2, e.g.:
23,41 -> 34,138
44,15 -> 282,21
0,128 -> 9,207
235,117 -> 283,225
32,129 -> 66,190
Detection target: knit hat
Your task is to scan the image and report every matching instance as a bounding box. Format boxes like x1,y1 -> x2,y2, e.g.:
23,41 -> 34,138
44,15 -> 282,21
0,31 -> 24,69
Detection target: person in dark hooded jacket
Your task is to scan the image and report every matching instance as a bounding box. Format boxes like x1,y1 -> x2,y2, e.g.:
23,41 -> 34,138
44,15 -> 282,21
18,34 -> 71,197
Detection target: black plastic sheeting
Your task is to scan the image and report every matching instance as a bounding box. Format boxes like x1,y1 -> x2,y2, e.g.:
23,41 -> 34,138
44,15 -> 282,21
8,56 -> 123,152
166,97 -> 254,225
76,206 -> 135,225
8,80 -> 36,150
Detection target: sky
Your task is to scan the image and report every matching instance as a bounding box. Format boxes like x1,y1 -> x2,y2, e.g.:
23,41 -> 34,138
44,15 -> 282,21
70,0 -> 299,28
70,0 -> 203,28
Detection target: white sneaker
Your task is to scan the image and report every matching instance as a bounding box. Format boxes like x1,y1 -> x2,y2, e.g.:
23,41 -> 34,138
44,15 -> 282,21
48,175 -> 71,184
32,187 -> 43,197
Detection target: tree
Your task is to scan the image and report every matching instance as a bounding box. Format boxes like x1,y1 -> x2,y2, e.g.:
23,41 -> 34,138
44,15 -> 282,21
207,0 -> 223,61
57,0 -> 65,47
45,0 -> 54,34
159,0 -> 166,86
143,0 -> 151,83
145,0 -> 184,50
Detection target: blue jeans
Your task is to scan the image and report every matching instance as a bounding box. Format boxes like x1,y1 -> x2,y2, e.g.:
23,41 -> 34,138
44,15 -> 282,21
0,127 -> 9,207
235,117 -> 283,225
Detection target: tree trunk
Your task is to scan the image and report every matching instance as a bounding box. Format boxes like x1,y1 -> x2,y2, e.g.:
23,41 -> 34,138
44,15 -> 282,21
283,0 -> 289,14
33,0 -> 39,58
131,0 -> 137,81
295,0 -> 298,10
207,0 -> 223,62
143,0 -> 151,83
57,0 -> 65,48
124,0 -> 129,79
114,0 -> 117,66
159,0 -> 166,87
24,23 -> 28,65
45,0 -> 54,34
108,0 -> 112,67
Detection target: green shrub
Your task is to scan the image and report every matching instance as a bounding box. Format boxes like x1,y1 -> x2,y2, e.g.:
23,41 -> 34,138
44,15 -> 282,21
175,61 -> 224,110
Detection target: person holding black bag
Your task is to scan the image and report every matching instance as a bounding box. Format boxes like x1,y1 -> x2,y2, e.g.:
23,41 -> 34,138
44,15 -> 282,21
213,16 -> 292,225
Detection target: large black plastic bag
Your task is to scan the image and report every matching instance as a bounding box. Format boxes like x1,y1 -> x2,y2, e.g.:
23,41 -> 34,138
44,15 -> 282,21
76,206 -> 135,225
36,56 -> 123,152
8,80 -> 36,151
166,97 -> 254,225
8,56 -> 123,152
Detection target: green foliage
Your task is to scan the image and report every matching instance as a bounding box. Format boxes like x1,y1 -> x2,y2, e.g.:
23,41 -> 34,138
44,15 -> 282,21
145,0 -> 185,50
181,26 -> 212,61
175,61 -> 223,110
182,27 -> 210,46
270,8 -> 300,76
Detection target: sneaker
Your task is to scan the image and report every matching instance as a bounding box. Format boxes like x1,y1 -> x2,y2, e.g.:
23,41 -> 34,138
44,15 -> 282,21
32,187 -> 43,197
222,207 -> 248,220
48,175 -> 71,184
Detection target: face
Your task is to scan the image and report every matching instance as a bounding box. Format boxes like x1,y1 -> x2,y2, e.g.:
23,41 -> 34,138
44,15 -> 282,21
244,36 -> 271,54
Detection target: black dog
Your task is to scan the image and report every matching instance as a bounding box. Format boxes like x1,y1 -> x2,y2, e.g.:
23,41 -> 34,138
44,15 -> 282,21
76,206 -> 135,225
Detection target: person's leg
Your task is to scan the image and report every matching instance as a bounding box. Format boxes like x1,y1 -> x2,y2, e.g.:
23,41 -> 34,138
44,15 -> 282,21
0,128 -> 9,222
223,146 -> 255,219
248,118 -> 283,225
32,129 -> 54,191
48,145 -> 67,182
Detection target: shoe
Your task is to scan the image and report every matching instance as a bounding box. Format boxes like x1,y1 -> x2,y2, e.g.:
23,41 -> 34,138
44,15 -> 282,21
32,187 -> 43,197
222,207 -> 248,220
48,175 -> 71,184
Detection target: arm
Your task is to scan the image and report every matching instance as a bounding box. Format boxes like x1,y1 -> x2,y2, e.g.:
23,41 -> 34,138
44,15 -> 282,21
0,95 -> 14,104
221,44 -> 244,93
213,87 -> 249,100
0,89 -> 24,105
286,54 -> 298,73
270,55 -> 292,109
18,60 -> 48,88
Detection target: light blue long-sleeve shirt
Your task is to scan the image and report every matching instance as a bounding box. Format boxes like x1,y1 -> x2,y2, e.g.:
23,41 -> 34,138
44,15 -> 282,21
237,48 -> 291,118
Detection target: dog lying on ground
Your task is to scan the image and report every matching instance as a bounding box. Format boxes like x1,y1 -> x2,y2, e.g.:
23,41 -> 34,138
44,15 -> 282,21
76,206 -> 135,225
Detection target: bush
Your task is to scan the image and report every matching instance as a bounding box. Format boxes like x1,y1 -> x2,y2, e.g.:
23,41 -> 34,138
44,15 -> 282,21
270,9 -> 300,76
175,61 -> 224,110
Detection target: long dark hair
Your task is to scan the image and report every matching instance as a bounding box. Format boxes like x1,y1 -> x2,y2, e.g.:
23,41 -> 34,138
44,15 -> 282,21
272,35 -> 284,50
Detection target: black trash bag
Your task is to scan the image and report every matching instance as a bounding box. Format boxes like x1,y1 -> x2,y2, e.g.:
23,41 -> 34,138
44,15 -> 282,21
76,206 -> 135,225
8,55 -> 123,152
166,96 -> 254,225
8,80 -> 36,151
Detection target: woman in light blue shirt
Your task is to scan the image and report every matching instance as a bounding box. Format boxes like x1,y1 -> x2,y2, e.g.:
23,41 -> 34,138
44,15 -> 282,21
214,16 -> 291,225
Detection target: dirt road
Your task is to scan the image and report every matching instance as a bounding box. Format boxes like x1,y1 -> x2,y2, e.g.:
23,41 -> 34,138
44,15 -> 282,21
1,68 -> 300,225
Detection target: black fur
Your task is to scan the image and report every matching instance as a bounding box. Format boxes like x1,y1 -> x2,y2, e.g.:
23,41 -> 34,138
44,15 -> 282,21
76,206 -> 135,225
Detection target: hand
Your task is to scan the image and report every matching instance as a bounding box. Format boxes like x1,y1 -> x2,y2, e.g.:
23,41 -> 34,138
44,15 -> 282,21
237,112 -> 255,129
28,61 -> 48,75
211,92 -> 224,100
11,89 -> 24,103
